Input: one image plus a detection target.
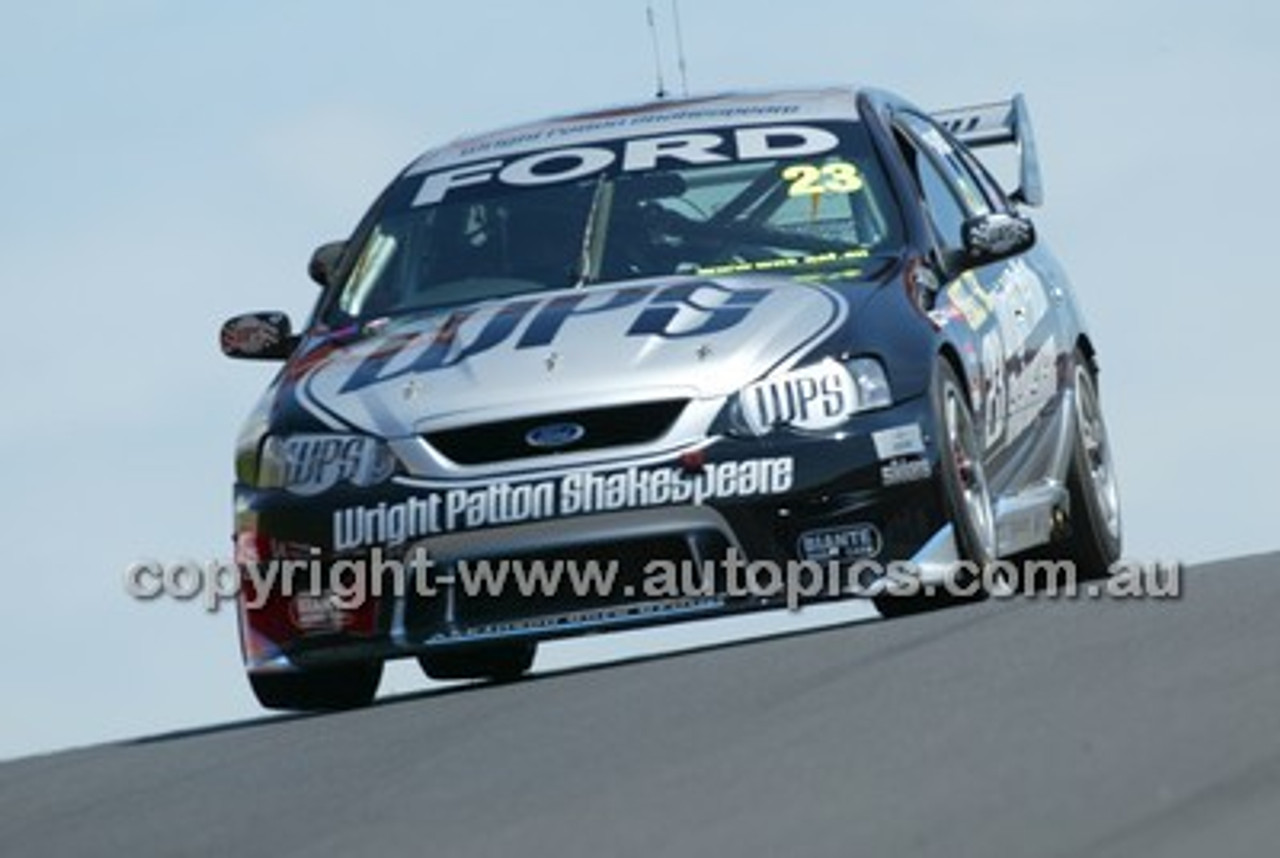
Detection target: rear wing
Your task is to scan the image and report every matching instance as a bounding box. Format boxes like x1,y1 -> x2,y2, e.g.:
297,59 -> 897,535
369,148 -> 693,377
932,94 -> 1044,207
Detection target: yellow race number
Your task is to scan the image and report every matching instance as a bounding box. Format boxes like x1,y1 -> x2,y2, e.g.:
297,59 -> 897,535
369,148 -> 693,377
782,161 -> 865,196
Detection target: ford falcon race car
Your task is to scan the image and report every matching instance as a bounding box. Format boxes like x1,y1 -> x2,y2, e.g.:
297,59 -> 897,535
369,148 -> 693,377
222,86 -> 1122,710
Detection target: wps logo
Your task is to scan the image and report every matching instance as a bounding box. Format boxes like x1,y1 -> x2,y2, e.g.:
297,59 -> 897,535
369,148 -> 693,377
337,281 -> 770,393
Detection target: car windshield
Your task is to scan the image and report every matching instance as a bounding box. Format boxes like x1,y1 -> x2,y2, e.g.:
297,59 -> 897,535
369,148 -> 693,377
326,121 -> 902,322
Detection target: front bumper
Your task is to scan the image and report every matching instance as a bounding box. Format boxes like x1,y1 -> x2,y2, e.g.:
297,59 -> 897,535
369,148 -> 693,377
235,396 -> 950,672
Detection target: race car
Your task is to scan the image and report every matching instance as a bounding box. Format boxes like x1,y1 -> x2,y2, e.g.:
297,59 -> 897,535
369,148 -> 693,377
221,86 -> 1122,710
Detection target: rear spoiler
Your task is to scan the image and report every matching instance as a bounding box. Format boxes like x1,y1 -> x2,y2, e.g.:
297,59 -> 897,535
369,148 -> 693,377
932,94 -> 1044,207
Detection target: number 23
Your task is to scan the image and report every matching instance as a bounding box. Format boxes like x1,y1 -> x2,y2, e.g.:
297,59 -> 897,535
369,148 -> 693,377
782,161 -> 864,196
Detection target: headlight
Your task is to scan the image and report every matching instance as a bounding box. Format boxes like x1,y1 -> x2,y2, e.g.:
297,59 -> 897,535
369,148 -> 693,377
848,357 -> 892,411
727,356 -> 892,437
256,434 -> 399,495
234,392 -> 274,485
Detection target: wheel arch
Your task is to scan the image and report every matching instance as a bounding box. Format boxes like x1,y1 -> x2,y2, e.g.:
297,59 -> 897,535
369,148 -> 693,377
937,342 -> 974,408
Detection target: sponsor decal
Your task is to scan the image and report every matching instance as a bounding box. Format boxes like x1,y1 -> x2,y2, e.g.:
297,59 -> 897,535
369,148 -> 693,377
695,248 -> 868,278
872,423 -> 926,460
289,593 -> 348,633
333,456 -> 796,550
927,306 -> 965,328
279,435 -> 397,496
980,329 -> 1007,446
1004,335 -> 1059,440
449,597 -> 721,639
797,523 -> 882,563
980,259 -> 1057,446
334,280 -> 772,394
946,271 -> 993,330
881,457 -> 933,486
740,360 -> 858,435
434,101 -> 808,165
408,124 -> 841,206
993,259 -> 1050,346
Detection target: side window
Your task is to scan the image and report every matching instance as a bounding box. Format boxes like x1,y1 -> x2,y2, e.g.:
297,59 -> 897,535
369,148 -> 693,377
897,111 -> 1014,253
953,142 -> 1012,213
900,112 -> 996,215
895,127 -> 970,251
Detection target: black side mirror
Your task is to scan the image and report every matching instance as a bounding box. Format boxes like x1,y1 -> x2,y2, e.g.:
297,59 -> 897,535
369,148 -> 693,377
960,212 -> 1036,268
308,240 -> 347,287
220,312 -> 298,360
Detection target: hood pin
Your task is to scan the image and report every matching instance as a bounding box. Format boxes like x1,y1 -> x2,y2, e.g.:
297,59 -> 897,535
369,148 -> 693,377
401,379 -> 424,401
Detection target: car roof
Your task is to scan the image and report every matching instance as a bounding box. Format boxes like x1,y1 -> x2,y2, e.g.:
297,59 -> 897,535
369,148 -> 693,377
404,86 -> 866,174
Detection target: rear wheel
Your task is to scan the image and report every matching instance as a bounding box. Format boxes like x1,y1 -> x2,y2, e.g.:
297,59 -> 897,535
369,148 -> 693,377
875,358 -> 995,618
418,641 -> 537,682
248,661 -> 383,711
1057,354 -> 1122,576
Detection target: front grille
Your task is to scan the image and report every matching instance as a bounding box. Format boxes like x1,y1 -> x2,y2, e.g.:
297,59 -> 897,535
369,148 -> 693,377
426,399 -> 688,466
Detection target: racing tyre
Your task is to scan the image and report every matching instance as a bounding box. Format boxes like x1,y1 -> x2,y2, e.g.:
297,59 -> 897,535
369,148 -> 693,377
1057,353 -> 1122,576
248,660 -> 383,711
418,641 -> 537,682
875,358 -> 996,618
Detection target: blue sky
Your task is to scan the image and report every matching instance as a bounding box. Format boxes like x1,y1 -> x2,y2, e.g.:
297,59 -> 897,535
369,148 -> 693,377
2,0 -> 1277,760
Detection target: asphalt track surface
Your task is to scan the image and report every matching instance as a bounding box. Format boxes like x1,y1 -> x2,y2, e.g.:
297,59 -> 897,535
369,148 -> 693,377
3,553 -> 1279,857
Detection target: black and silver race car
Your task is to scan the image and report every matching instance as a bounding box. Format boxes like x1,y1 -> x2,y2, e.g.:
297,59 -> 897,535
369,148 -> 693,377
221,86 -> 1121,710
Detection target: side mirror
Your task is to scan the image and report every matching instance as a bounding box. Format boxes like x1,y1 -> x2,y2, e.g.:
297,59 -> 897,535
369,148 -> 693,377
308,240 -> 347,287
220,312 -> 298,361
960,212 -> 1036,268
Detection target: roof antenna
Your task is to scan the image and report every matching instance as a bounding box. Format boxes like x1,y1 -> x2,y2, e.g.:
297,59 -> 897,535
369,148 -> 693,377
646,2 -> 667,99
672,0 -> 689,97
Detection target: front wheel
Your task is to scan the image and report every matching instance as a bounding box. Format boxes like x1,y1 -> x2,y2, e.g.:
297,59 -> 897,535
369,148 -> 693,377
248,661 -> 383,711
875,358 -> 995,618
